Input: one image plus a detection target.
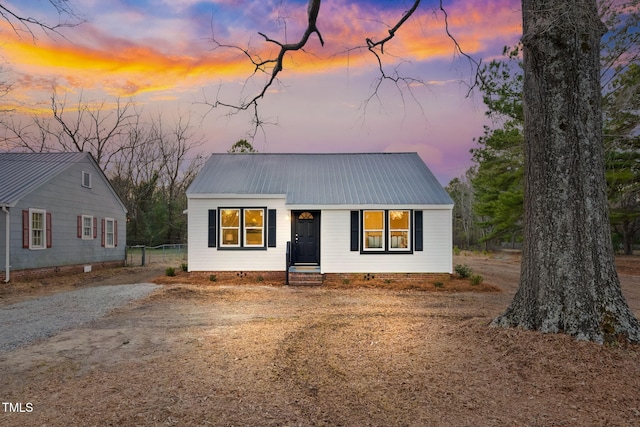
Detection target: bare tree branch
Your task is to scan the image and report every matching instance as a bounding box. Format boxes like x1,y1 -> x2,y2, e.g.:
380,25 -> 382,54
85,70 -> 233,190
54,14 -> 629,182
205,0 -> 324,136
205,0 -> 481,136
0,1 -> 84,41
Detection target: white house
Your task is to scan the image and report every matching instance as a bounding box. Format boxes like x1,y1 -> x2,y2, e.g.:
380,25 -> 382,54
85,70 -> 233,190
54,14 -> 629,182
186,152 -> 453,284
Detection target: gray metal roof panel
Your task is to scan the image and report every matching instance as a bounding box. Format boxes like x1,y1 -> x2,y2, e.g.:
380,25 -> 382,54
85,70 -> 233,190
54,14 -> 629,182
0,152 -> 92,206
187,153 -> 454,205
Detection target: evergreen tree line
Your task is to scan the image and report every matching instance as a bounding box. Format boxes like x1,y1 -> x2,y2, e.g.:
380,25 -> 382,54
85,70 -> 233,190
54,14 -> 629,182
448,4 -> 640,254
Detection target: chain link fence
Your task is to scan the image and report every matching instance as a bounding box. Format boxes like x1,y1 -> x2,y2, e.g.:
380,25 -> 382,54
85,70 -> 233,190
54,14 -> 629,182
125,244 -> 187,267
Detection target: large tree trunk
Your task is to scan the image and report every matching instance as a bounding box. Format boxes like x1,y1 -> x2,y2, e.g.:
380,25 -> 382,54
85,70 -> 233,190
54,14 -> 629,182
492,0 -> 640,343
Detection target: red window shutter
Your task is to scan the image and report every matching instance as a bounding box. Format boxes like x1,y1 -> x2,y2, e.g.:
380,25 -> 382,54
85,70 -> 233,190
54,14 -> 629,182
93,218 -> 98,239
46,212 -> 52,248
101,218 -> 105,247
22,210 -> 29,248
114,221 -> 118,247
77,216 -> 82,238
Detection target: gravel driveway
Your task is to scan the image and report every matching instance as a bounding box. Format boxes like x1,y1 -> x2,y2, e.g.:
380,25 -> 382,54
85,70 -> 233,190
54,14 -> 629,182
0,283 -> 160,352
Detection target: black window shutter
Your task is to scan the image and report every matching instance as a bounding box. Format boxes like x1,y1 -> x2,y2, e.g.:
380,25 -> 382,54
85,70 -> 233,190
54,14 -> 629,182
350,211 -> 359,251
208,210 -> 217,248
414,210 -> 423,251
267,209 -> 276,247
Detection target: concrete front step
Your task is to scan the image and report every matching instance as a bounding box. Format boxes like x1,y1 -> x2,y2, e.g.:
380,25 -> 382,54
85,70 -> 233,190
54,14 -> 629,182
288,272 -> 323,286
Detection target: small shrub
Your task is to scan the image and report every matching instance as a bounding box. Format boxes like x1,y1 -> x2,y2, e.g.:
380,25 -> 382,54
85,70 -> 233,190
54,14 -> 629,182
165,267 -> 176,277
434,281 -> 444,288
454,264 -> 473,278
180,263 -> 188,272
383,279 -> 392,284
452,245 -> 461,256
256,275 -> 264,282
470,274 -> 484,286
342,278 -> 350,285
209,274 -> 217,282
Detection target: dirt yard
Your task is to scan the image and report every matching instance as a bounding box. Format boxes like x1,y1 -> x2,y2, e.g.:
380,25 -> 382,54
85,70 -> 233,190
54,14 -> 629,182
1,253 -> 640,426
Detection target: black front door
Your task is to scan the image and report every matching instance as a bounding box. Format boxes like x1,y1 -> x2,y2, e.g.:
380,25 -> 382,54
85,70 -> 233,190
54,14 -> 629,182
292,211 -> 320,264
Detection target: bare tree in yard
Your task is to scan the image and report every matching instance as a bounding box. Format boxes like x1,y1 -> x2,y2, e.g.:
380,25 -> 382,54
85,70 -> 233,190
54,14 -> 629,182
2,89 -> 136,170
153,112 -> 204,243
212,0 -> 640,343
491,0 -> 640,343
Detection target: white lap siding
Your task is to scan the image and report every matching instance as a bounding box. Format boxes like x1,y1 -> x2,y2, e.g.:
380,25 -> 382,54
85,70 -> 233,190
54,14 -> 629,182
187,197 -> 288,272
320,209 -> 452,274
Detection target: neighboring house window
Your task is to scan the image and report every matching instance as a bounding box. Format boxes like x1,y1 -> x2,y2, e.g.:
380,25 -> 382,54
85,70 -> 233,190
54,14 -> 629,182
101,218 -> 118,248
82,215 -> 94,239
363,210 -> 384,251
31,209 -> 45,249
23,209 -> 52,250
356,210 -> 414,254
82,171 -> 92,188
218,207 -> 267,249
105,218 -> 115,247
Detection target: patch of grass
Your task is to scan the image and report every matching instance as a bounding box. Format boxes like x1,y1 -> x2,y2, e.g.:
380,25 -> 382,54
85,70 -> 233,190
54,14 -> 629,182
454,264 -> 473,278
434,281 -> 444,288
165,267 -> 176,277
453,245 -> 461,256
470,274 -> 484,286
257,275 -> 264,282
342,278 -> 350,285
209,274 -> 217,282
180,263 -> 188,272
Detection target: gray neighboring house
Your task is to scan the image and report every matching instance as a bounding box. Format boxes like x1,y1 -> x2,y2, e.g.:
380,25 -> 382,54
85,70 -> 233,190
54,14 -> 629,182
186,152 -> 454,284
0,152 -> 127,282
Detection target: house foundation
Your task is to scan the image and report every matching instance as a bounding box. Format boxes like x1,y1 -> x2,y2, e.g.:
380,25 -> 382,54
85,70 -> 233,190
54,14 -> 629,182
0,260 -> 125,282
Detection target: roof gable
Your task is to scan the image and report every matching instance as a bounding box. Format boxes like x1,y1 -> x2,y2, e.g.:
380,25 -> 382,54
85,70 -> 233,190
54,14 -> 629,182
187,153 -> 453,205
0,152 -> 126,212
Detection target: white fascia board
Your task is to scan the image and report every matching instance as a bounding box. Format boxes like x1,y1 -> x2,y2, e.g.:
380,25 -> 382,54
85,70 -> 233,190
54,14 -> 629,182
187,193 -> 287,199
286,204 -> 455,210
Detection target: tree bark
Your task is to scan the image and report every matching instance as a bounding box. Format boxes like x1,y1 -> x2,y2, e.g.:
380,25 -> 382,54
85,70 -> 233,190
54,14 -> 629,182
492,0 -> 640,343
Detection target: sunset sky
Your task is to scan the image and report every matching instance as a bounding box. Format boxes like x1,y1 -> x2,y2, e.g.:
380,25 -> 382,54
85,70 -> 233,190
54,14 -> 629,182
0,0 -> 523,184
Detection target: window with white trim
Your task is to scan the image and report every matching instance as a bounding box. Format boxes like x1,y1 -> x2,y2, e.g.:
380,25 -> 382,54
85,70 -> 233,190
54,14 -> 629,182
359,210 -> 413,254
219,207 -> 266,248
220,209 -> 241,247
244,209 -> 264,247
105,218 -> 115,248
30,209 -> 46,249
389,210 -> 410,250
363,210 -> 384,251
82,215 -> 93,239
82,171 -> 92,188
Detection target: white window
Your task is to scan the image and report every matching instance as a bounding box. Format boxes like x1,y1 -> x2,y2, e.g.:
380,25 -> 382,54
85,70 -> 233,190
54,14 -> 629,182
244,209 -> 264,247
105,218 -> 115,248
82,171 -> 92,188
389,210 -> 410,250
359,210 -> 413,253
30,209 -> 46,249
218,208 -> 266,248
363,210 -> 384,251
82,215 -> 94,239
220,209 -> 240,247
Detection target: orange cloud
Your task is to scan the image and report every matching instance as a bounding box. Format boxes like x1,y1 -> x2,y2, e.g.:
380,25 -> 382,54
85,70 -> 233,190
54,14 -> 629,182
1,23 -> 251,98
0,1 -> 521,105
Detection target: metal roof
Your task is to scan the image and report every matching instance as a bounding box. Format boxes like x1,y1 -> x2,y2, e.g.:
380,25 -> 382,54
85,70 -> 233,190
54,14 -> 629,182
0,152 -> 115,208
187,153 -> 453,206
